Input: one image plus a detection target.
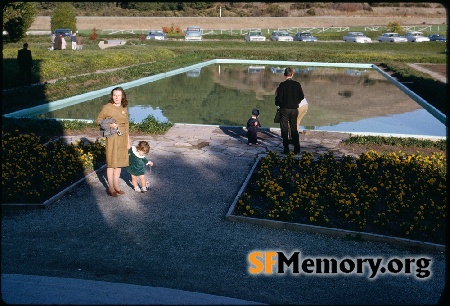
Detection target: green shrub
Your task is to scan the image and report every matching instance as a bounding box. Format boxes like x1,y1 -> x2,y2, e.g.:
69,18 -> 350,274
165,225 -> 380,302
265,4 -> 288,17
1,117 -> 93,139
51,2 -> 77,32
387,21 -> 403,33
3,2 -> 38,41
2,116 -> 172,136
129,115 -> 173,134
343,136 -> 446,151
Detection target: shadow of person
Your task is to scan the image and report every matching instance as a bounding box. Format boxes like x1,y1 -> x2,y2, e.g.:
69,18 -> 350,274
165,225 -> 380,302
218,125 -> 247,139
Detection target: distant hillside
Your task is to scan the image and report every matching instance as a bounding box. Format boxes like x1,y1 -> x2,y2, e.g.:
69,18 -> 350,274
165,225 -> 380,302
35,2 -> 446,18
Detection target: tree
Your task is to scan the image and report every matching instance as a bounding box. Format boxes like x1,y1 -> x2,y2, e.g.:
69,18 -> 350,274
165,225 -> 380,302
387,21 -> 403,34
51,2 -> 77,33
3,2 -> 37,41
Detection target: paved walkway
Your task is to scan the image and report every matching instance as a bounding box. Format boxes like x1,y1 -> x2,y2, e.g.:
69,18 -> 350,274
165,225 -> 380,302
1,274 -> 264,305
1,125 -> 446,305
407,63 -> 447,83
66,124 -> 357,160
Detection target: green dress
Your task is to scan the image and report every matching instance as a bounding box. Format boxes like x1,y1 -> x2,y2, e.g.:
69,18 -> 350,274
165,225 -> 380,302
125,146 -> 148,176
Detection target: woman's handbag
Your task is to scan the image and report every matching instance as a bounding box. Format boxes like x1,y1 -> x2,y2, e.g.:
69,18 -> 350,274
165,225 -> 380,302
274,108 -> 281,123
98,118 -> 118,138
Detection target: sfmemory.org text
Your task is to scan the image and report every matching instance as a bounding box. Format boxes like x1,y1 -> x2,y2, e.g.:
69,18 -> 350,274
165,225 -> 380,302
248,251 -> 432,279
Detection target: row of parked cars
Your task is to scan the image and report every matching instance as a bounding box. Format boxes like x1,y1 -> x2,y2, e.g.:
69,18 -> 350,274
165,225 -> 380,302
145,26 -> 203,41
145,27 -> 446,43
340,31 -> 446,43
242,29 -> 446,43
244,29 -> 320,42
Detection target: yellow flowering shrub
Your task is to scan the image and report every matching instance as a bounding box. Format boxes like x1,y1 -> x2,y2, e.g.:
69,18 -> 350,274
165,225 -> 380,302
2,132 -> 106,204
235,150 -> 446,244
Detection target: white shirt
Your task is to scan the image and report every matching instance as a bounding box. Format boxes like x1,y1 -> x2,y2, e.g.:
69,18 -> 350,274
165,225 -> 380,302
299,98 -> 308,108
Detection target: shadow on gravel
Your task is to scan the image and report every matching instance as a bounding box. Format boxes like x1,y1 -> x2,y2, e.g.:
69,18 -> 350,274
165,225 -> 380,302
1,128 -> 447,305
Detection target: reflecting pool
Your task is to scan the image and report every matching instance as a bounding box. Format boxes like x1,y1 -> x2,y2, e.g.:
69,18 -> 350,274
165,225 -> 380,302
36,64 -> 445,137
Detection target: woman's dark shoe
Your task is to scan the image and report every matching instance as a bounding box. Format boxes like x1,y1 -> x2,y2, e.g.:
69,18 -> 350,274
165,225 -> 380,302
106,190 -> 118,197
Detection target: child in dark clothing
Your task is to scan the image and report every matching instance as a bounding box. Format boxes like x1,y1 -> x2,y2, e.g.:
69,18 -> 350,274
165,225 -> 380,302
247,108 -> 261,145
125,141 -> 153,192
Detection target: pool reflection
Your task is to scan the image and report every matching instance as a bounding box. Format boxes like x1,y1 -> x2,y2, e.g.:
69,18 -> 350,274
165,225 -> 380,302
36,64 -> 445,136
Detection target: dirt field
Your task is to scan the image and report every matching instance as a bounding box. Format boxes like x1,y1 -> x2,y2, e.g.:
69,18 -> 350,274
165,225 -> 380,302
31,15 -> 447,31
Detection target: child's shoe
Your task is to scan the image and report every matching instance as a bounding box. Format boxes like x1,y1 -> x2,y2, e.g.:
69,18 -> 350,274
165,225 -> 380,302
134,186 -> 141,192
145,182 -> 150,190
141,186 -> 148,192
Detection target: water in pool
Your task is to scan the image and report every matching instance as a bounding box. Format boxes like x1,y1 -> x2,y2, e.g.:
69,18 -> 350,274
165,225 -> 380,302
36,64 -> 445,136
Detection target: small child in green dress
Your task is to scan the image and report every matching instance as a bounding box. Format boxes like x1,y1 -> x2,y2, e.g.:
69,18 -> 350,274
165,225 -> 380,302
125,140 -> 153,192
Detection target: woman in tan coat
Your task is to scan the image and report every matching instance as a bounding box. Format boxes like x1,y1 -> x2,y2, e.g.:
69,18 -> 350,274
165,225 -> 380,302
97,87 -> 131,197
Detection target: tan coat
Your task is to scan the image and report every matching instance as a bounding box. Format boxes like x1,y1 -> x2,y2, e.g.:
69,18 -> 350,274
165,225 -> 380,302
96,103 -> 130,168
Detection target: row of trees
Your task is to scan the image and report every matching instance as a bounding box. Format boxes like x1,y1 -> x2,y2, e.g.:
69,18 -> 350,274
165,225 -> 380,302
2,2 -> 37,40
35,2 -> 214,11
2,2 -> 77,41
2,2 -> 211,41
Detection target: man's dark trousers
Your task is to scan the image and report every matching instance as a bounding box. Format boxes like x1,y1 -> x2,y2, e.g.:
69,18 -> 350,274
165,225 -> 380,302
280,108 -> 300,152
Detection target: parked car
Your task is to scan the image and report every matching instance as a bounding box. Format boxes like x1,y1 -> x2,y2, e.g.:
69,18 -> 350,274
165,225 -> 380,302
375,32 -> 407,43
247,66 -> 265,73
293,32 -> 318,42
186,68 -> 201,77
342,32 -> 372,43
270,67 -> 285,74
146,30 -> 167,40
428,34 -> 447,42
294,67 -> 316,74
270,31 -> 293,42
346,69 -> 368,76
54,28 -> 72,37
402,31 -> 430,42
184,26 -> 202,41
244,29 -> 266,42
